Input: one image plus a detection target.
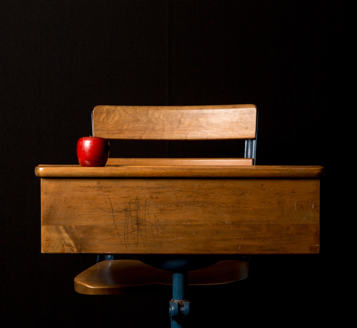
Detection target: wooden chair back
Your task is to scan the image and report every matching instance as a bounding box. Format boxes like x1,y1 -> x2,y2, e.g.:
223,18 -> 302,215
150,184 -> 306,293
92,105 -> 257,140
92,104 -> 258,165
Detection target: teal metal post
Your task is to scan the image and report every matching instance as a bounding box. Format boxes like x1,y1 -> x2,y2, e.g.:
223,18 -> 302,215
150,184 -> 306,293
169,272 -> 190,328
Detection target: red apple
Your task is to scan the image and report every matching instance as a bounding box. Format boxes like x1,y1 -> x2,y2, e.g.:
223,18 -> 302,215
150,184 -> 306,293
77,136 -> 110,167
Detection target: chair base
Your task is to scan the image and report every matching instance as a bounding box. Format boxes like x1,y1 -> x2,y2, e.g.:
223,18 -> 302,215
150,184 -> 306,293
74,259 -> 249,295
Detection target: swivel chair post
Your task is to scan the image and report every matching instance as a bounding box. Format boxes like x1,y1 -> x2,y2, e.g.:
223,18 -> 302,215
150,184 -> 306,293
169,272 -> 190,328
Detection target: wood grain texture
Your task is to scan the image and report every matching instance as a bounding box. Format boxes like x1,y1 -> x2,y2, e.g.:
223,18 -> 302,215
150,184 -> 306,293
35,165 -> 324,178
107,158 -> 253,166
74,259 -> 249,295
92,105 -> 257,140
41,178 -> 320,254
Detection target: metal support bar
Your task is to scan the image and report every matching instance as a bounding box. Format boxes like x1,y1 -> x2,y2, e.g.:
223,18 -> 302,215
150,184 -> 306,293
169,272 -> 190,328
172,272 -> 187,300
244,110 -> 259,165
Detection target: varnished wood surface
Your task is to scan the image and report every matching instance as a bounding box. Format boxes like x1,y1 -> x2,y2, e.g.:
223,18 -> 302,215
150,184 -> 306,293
92,105 -> 257,140
35,164 -> 324,178
41,178 -> 320,254
74,259 -> 249,295
107,158 -> 254,166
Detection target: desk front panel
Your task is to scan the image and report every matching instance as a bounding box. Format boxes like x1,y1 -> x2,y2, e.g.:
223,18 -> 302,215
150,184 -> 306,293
41,178 -> 320,254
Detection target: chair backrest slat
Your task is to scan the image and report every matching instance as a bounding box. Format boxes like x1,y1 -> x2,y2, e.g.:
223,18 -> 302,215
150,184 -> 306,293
107,158 -> 253,166
92,105 -> 257,140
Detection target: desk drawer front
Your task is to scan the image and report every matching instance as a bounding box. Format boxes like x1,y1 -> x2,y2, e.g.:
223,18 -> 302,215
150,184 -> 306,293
41,178 -> 320,254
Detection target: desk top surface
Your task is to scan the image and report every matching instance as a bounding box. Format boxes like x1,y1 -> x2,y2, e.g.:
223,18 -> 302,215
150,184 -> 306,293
35,162 -> 324,178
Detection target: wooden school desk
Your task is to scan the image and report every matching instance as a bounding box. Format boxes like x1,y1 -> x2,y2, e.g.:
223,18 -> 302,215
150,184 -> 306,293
35,105 -> 323,327
35,163 -> 322,256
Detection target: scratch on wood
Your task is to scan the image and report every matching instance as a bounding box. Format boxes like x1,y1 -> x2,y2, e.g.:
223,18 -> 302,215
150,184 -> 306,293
225,221 -> 232,230
106,194 -> 123,245
295,202 -> 296,210
122,108 -> 141,122
298,217 -> 307,234
115,197 -> 162,246
170,237 -> 184,241
178,113 -> 184,128
239,235 -> 244,250
135,197 -> 142,244
312,202 -> 314,209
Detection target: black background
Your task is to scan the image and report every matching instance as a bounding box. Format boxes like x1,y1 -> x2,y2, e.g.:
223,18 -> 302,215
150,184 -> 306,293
1,1 -> 344,327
